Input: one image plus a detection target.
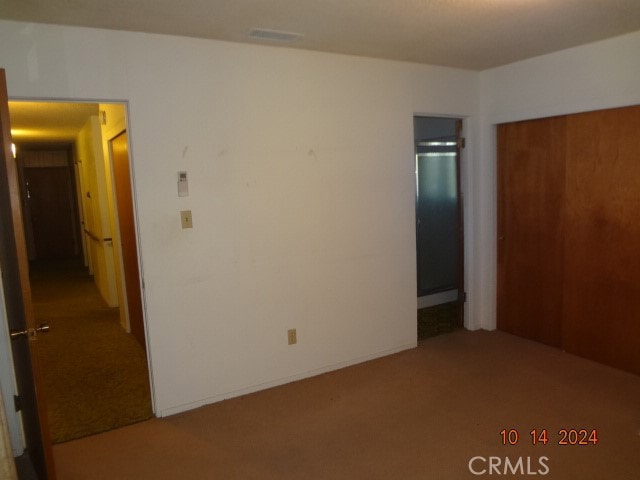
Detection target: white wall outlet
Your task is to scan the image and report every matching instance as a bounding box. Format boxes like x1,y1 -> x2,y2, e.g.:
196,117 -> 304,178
287,328 -> 297,345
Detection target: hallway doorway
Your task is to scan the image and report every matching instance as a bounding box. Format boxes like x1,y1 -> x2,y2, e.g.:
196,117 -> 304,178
8,100 -> 153,442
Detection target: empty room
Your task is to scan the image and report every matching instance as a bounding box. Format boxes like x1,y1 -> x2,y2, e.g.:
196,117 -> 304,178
0,1 -> 639,479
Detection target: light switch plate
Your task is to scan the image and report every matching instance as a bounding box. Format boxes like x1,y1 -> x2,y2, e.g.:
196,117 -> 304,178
180,210 -> 193,229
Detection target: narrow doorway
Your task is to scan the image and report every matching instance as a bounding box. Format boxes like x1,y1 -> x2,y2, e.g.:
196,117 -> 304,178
414,116 -> 464,339
8,100 -> 152,443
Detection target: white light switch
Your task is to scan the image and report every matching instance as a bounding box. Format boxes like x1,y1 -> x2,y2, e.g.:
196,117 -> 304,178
180,210 -> 193,229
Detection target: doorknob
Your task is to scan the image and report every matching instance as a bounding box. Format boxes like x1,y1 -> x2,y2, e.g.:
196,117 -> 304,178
10,323 -> 50,340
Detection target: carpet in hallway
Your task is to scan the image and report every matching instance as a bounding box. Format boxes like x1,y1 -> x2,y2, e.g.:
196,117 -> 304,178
30,260 -> 153,444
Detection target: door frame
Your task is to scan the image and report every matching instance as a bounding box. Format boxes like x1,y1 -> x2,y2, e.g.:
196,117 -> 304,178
0,94 -> 154,468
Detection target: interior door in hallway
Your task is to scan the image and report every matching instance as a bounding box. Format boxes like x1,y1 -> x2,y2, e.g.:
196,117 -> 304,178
0,69 -> 56,478
110,131 -> 146,351
24,163 -> 78,259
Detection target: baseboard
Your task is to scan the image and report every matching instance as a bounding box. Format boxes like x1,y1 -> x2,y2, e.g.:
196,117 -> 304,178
157,342 -> 417,418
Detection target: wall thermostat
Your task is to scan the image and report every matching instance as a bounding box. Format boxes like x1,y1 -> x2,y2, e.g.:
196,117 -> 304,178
178,171 -> 189,197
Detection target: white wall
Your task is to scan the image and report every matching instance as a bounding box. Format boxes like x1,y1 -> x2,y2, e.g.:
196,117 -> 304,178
476,31 -> 640,330
0,20 -> 480,419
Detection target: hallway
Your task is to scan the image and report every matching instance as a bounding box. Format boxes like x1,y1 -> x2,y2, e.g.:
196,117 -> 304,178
29,260 -> 152,443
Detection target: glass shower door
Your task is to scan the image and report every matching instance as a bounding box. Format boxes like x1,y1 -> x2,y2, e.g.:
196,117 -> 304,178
415,132 -> 460,296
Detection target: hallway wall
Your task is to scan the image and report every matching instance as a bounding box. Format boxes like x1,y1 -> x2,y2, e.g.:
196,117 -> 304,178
76,115 -> 118,306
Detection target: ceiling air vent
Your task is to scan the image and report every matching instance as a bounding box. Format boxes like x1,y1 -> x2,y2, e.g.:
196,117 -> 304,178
248,28 -> 304,43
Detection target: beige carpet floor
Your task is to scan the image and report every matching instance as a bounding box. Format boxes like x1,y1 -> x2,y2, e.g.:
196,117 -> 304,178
30,260 -> 153,443
53,330 -> 640,479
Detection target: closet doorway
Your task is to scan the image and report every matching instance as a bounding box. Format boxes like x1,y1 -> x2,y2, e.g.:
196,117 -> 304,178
497,105 -> 640,375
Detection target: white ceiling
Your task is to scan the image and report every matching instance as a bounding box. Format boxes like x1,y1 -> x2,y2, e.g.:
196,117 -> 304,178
1,0 -> 640,70
4,1 -> 640,143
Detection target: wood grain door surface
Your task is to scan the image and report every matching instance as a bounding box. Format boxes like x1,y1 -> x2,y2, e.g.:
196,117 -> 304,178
498,105 -> 640,375
24,165 -> 78,259
111,131 -> 146,352
0,69 -> 56,478
497,116 -> 566,347
562,106 -> 640,373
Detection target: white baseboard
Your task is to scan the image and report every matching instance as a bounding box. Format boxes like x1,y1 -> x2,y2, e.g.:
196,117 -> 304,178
157,342 -> 417,418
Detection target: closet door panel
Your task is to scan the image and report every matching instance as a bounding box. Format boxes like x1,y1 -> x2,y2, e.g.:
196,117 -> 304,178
497,117 -> 566,347
563,105 -> 640,374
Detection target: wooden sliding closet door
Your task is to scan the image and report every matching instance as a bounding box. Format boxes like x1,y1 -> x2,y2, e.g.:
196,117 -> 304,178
563,106 -> 640,375
498,105 -> 640,376
497,117 -> 566,347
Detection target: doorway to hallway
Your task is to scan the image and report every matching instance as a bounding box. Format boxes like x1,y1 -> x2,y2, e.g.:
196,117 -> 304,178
8,100 -> 153,443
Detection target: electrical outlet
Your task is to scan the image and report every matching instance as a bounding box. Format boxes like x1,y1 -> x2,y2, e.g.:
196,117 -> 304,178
180,210 -> 193,229
287,328 -> 297,345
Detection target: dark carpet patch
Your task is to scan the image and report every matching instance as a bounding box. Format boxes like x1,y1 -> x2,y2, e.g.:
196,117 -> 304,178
30,259 -> 153,444
417,301 -> 460,340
